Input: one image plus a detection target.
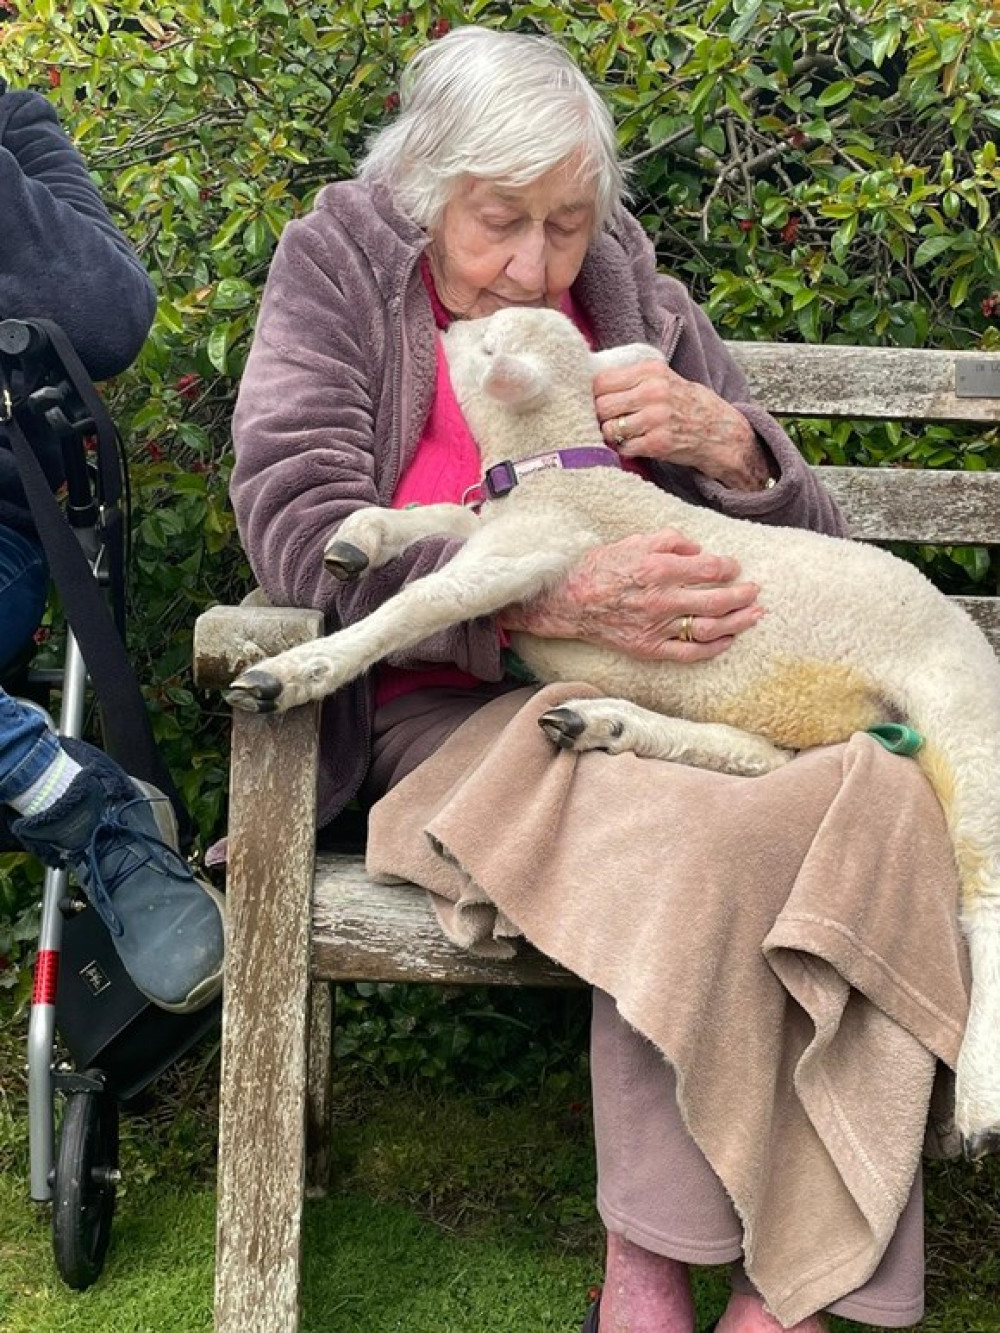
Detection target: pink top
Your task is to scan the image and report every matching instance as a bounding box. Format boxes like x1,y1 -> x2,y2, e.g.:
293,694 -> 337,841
374,263 -> 639,707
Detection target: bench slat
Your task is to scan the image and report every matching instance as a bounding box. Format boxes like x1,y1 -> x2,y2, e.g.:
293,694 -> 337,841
312,858 -> 579,987
819,466 -> 1000,543
729,343 -> 1000,423
955,597 -> 1000,653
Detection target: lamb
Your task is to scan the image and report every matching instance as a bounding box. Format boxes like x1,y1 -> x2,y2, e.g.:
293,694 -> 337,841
225,304 -> 1000,1157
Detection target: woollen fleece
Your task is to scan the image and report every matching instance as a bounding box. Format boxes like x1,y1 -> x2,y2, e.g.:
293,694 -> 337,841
0,80 -> 156,535
230,179 -> 848,827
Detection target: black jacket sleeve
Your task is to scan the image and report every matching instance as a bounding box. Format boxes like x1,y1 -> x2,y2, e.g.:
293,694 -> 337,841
0,85 -> 156,380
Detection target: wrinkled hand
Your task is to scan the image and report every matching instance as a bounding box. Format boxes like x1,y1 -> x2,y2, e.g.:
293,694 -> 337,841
499,529 -> 764,662
594,359 -> 773,491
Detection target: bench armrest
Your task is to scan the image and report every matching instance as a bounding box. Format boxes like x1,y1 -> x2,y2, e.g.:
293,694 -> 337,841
193,602 -> 325,689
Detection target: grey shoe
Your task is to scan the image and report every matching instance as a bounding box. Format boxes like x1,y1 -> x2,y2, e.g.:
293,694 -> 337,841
13,742 -> 225,1014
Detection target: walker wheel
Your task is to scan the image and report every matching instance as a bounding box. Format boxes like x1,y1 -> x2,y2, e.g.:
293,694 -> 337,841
51,1076 -> 119,1289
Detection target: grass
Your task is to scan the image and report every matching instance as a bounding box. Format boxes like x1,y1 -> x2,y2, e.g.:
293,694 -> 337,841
2,993 -> 1000,1332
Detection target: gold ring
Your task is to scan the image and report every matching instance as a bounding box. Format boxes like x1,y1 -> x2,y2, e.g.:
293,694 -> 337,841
616,414 -> 629,439
677,614 -> 695,643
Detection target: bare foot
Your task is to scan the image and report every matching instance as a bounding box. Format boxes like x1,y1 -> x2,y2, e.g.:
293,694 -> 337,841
715,1292 -> 828,1333
599,1231 -> 695,1332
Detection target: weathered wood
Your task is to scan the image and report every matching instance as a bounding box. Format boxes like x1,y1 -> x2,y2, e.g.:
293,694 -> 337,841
311,858 -> 581,987
952,598 -> 1000,653
729,342 -> 1000,423
820,466 -> 1000,544
193,604 -> 325,690
305,982 -> 334,1198
214,704 -> 320,1333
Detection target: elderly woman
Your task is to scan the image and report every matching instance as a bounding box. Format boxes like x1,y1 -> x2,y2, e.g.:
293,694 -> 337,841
231,26 -> 949,1333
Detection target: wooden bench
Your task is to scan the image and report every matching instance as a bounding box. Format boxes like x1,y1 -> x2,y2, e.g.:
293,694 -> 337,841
193,340 -> 1000,1333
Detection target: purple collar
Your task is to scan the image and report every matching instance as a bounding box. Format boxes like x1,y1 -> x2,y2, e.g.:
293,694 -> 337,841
476,446 -> 622,502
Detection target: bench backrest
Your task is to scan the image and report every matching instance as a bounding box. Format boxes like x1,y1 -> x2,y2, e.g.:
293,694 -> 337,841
728,342 -> 1000,652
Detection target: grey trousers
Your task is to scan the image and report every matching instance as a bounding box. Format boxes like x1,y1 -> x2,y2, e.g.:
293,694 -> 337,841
591,989 -> 925,1327
367,687 -> 926,1328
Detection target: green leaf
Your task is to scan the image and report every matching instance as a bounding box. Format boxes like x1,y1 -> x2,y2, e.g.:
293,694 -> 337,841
816,80 -> 854,108
212,278 -> 256,310
688,73 -> 717,119
948,271 -> 972,308
206,323 -> 233,375
913,235 -> 955,266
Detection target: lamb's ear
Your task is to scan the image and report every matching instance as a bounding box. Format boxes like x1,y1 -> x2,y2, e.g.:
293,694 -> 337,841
592,342 -> 665,372
482,352 -> 549,408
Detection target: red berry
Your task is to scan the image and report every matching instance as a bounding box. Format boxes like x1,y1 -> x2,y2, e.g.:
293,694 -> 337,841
430,18 -> 450,38
146,441 -> 165,462
787,129 -> 807,149
981,293 -> 999,320
33,626 -> 51,645
175,373 -> 201,401
47,66 -> 62,88
780,216 -> 801,244
384,92 -> 400,114
396,10 -> 413,25
738,218 -> 754,233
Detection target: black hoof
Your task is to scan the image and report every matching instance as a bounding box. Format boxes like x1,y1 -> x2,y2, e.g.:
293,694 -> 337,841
324,541 -> 370,581
962,1128 -> 1000,1161
224,668 -> 284,712
539,707 -> 585,749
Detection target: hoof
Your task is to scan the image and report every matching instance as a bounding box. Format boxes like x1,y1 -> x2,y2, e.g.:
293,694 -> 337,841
538,707 -> 586,749
324,540 -> 370,581
962,1128 -> 1000,1161
224,668 -> 284,713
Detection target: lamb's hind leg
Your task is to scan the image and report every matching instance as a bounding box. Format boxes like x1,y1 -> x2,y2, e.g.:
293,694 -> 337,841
226,513 -> 596,713
540,697 -> 793,776
324,503 -> 481,580
955,900 -> 1000,1159
902,650 -> 1000,1156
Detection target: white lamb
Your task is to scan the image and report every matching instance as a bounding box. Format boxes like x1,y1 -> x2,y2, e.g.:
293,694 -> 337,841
226,305 -> 1000,1157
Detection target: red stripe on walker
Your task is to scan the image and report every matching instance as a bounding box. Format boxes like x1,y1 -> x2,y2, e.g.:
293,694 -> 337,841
32,949 -> 59,1006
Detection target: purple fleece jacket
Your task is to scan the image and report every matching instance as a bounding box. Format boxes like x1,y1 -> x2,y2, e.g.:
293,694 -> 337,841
231,180 -> 847,826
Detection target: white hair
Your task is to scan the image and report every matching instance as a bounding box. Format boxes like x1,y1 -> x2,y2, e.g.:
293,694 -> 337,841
358,27 -> 627,233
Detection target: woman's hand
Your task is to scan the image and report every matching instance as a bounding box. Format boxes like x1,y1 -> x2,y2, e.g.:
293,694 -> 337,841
594,359 -> 774,492
499,529 -> 764,662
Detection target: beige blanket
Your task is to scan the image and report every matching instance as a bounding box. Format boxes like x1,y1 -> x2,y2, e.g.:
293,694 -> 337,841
366,683 -> 970,1326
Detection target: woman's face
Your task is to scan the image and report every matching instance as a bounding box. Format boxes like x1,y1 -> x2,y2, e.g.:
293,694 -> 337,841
426,158 -> 596,320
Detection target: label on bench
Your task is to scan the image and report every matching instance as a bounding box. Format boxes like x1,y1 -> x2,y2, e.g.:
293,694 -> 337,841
956,360 -> 1000,398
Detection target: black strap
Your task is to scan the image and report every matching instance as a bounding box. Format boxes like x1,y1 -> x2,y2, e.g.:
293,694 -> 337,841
1,340 -> 194,851
40,319 -> 129,638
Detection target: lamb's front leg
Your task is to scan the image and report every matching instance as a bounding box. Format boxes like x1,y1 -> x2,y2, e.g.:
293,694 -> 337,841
324,503 -> 481,580
540,697 -> 793,776
226,513 -> 596,713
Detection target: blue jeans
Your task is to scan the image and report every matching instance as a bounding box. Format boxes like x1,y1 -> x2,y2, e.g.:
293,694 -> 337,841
0,523 -> 48,675
0,523 -> 57,804
0,686 -> 61,805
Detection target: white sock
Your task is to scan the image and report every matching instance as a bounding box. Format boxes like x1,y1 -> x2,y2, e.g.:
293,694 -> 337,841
9,749 -> 84,817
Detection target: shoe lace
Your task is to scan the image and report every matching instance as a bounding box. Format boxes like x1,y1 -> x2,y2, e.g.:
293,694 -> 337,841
80,796 -> 194,937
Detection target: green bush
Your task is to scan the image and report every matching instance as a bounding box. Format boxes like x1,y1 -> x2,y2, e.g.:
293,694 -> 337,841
1,0 -> 999,1032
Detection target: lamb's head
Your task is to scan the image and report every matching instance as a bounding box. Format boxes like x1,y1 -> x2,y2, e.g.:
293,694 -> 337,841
442,307 -> 665,467
442,307 -> 603,466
